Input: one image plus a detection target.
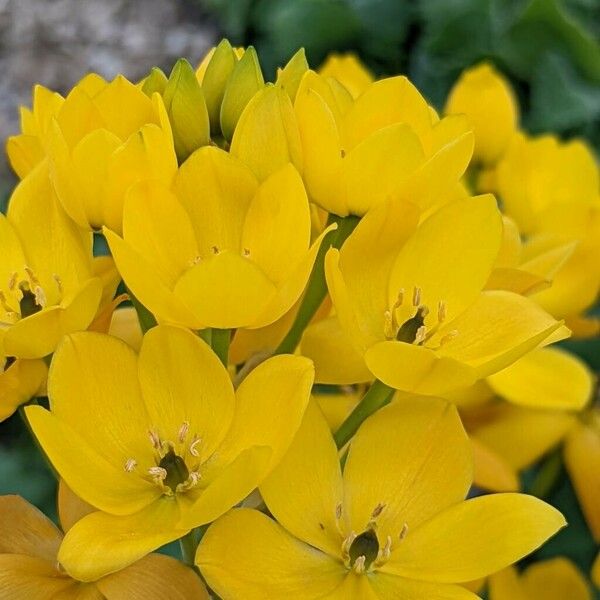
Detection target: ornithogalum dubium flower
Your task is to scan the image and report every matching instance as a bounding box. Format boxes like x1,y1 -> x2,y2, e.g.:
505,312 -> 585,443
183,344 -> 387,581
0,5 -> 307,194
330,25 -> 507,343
302,195 -> 566,393
196,398 -> 565,599
25,324 -> 314,580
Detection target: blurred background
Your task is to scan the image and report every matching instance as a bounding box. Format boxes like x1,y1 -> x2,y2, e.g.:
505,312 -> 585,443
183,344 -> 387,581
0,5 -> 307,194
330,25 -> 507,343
0,0 -> 599,591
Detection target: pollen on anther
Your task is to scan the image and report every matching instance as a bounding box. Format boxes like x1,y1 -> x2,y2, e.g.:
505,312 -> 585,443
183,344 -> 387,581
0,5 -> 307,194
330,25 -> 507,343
211,245 -> 220,255
371,503 -> 386,519
7,272 -> 17,291
399,523 -> 409,540
415,325 -> 427,345
178,421 -> 190,443
124,458 -> 137,472
353,555 -> 366,574
437,300 -> 447,323
336,503 -> 343,520
53,274 -> 63,294
148,466 -> 167,481
33,286 -> 47,308
148,429 -> 161,450
189,436 -> 202,457
412,286 -> 421,307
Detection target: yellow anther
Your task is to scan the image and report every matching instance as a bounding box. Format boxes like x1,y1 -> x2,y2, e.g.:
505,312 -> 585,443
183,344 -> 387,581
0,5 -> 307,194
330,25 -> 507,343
412,286 -> 421,307
7,272 -> 17,291
124,458 -> 137,472
437,300 -> 447,323
178,421 -> 190,444
211,245 -> 220,254
353,555 -> 366,574
148,429 -> 162,450
33,285 -> 47,308
24,266 -> 40,286
415,325 -> 428,345
336,503 -> 343,521
148,466 -> 167,481
242,248 -> 251,257
0,291 -> 12,313
189,435 -> 202,457
53,274 -> 63,295
399,523 -> 408,540
392,288 -> 405,310
439,330 -> 459,346
383,310 -> 395,339
371,503 -> 386,519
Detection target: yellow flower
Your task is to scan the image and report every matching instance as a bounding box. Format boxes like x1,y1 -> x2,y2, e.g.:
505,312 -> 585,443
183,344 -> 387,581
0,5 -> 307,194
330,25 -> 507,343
5,84 -> 64,179
318,53 -> 374,98
0,164 -> 113,361
496,132 -> 599,235
105,150 -> 332,329
25,324 -> 314,580
489,558 -> 592,600
0,485 -> 208,598
445,62 -> 518,165
196,398 -> 565,599
293,70 -> 474,216
45,73 -> 177,233
302,196 -> 565,393
0,357 -> 47,422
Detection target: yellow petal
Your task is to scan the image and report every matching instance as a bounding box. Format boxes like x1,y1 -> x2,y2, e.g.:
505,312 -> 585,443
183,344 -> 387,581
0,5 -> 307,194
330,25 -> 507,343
384,493 -> 565,582
8,162 -> 94,296
0,359 -> 47,422
48,332 -> 154,471
138,325 -> 235,463
471,437 -> 520,492
25,405 -> 158,516
564,423 -> 600,541
0,495 -> 62,559
196,508 -> 346,600
319,53 -> 374,99
0,555 -> 74,599
293,85 -> 345,215
6,134 -> 45,179
365,341 -> 477,394
214,354 -> 313,470
470,403 -> 576,471
521,557 -> 591,600
0,212 -> 26,285
436,291 -> 564,378
241,164 -> 310,283
98,553 -> 209,599
105,124 -> 177,234
389,195 -> 502,326
3,278 -> 103,359
260,401 -> 344,557
334,198 -> 420,346
58,480 -> 96,533
341,76 -> 432,151
314,390 -> 361,433
370,572 -> 480,600
341,124 -> 425,215
174,146 -> 258,256
301,316 -> 372,384
445,62 -> 518,165
108,307 -> 143,351
488,566 -> 530,600
122,182 -> 199,287
173,250 -> 276,329
231,85 -> 303,181
104,228 -> 202,328
487,347 -> 594,410
344,396 -> 472,542
59,498 -> 184,582
179,445 -> 271,530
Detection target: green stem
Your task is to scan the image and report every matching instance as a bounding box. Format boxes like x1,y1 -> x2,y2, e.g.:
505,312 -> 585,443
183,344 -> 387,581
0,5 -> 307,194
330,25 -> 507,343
528,449 -> 563,499
274,214 -> 359,355
211,328 -> 230,367
179,530 -> 198,567
128,288 -> 157,334
198,328 -> 212,345
334,380 -> 395,449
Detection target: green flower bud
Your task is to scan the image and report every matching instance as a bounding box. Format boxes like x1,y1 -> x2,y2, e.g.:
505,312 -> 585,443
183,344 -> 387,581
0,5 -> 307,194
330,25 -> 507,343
220,47 -> 264,142
141,67 -> 168,97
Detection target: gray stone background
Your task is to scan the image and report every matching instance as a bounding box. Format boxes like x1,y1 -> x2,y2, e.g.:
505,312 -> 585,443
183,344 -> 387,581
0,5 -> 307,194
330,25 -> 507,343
0,0 -> 217,181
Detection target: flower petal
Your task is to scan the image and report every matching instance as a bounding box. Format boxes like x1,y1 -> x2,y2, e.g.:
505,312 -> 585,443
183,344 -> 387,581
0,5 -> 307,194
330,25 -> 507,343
487,347 -> 594,411
25,405 -> 158,516
104,229 -> 202,328
301,316 -> 372,385
48,332 -> 154,471
97,553 -> 209,600
389,195 -> 502,326
138,325 -> 235,463
58,480 -> 96,533
175,146 -> 258,256
0,555 -> 74,599
521,558 -> 591,600
488,566 -> 530,600
59,499 -> 184,582
231,85 -> 303,182
365,341 -> 477,394
436,291 -> 564,377
178,446 -> 271,530
260,401 -> 344,557
384,493 -> 565,582
564,423 -> 600,541
370,573 -> 480,600
174,250 -> 277,329
471,437 -> 520,492
213,354 -> 313,471
0,495 -> 62,559
0,358 -> 47,422
344,397 -> 472,542
196,508 -> 346,600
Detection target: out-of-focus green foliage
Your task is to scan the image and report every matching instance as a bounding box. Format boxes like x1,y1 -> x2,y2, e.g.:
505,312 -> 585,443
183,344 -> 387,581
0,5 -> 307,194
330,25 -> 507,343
201,0 -> 600,149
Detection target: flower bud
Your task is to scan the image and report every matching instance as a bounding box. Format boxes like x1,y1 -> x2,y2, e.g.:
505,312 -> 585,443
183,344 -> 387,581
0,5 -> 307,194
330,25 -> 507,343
276,48 -> 309,101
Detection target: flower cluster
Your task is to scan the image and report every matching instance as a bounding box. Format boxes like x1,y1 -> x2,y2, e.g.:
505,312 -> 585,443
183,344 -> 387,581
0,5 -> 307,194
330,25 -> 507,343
1,44 -> 598,599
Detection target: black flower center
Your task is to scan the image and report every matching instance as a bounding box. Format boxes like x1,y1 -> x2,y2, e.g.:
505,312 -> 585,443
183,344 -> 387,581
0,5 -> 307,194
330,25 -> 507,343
159,449 -> 189,490
349,529 -> 379,569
